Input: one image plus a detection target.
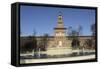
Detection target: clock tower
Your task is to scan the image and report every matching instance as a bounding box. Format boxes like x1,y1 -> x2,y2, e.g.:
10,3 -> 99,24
47,12 -> 72,55
53,12 -> 67,48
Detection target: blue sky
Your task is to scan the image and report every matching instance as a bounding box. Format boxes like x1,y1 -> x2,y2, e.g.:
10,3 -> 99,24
20,5 -> 95,36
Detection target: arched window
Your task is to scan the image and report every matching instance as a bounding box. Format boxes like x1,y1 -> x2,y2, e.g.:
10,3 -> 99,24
58,41 -> 62,46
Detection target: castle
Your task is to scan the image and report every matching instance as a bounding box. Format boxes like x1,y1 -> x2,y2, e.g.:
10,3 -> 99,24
20,12 -> 94,55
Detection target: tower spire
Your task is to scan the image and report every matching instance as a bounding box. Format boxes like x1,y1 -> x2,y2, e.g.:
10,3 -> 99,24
58,11 -> 63,23
57,11 -> 64,28
59,11 -> 62,16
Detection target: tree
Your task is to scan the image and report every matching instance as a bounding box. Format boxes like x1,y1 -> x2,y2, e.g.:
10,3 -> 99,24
71,38 -> 80,49
20,35 -> 37,53
68,26 -> 72,40
32,36 -> 37,52
39,34 -> 49,51
68,26 -> 72,35
24,41 -> 34,52
20,29 -> 38,53
31,29 -> 40,52
91,23 -> 95,40
71,30 -> 80,49
78,25 -> 82,36
68,26 -> 81,49
83,39 -> 93,49
91,23 -> 95,36
33,29 -> 36,36
71,30 -> 78,40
